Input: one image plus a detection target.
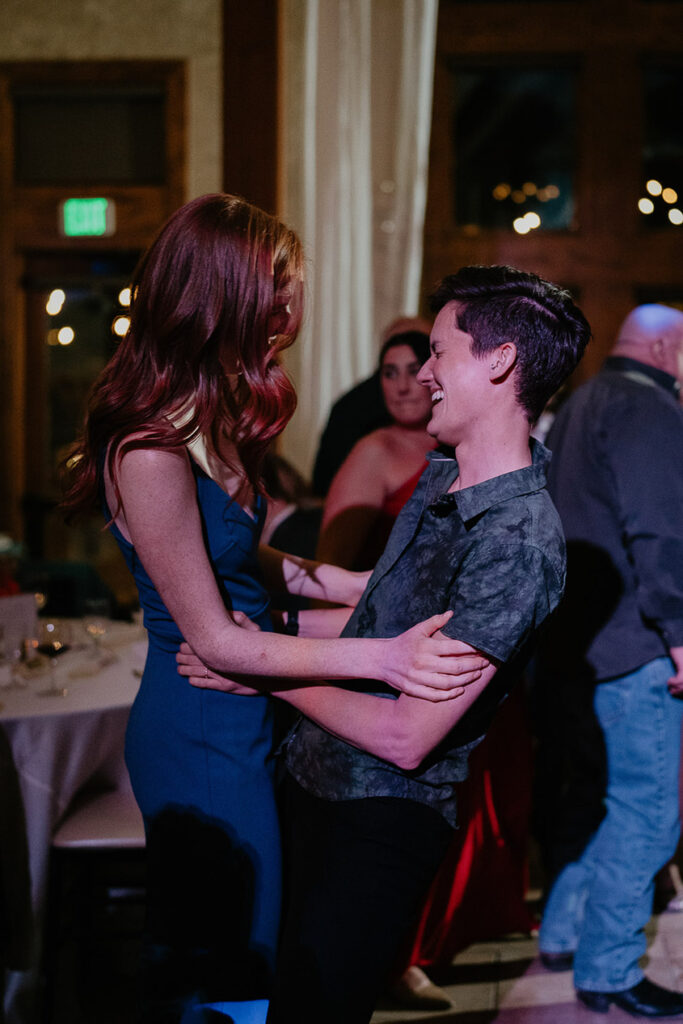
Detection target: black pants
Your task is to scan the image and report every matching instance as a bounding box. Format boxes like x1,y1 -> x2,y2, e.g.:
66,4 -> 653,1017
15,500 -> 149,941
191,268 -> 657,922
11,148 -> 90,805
267,777 -> 454,1024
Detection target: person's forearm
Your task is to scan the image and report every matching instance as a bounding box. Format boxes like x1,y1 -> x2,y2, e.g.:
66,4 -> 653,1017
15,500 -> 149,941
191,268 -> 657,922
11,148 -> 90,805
275,667 -> 495,770
201,628 -> 390,687
297,607 -> 354,638
259,544 -> 364,606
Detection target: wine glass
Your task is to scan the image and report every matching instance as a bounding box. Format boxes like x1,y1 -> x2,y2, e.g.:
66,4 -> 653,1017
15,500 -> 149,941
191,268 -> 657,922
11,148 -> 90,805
82,598 -> 115,668
36,619 -> 72,697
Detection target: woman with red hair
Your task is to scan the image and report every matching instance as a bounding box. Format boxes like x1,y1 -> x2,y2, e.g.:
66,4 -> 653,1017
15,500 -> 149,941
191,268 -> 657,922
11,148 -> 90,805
63,194 -> 480,1024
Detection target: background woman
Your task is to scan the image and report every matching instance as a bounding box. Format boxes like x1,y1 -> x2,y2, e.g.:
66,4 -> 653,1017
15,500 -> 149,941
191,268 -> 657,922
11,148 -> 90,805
316,329 -> 435,571
62,194 -> 483,1024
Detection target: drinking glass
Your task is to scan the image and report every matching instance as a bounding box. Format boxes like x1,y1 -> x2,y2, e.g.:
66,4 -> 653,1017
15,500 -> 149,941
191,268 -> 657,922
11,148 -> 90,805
36,619 -> 72,697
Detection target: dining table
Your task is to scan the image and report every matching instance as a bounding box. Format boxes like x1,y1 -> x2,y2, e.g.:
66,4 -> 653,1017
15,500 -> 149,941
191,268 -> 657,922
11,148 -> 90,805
1,616 -> 147,1024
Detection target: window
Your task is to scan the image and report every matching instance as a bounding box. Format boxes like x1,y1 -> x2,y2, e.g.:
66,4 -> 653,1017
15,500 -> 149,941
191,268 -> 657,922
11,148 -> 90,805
640,65 -> 683,230
449,65 -> 576,232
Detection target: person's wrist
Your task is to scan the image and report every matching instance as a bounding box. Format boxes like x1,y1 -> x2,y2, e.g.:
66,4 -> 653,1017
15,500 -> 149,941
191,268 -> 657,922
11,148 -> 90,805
282,608 -> 299,636
347,569 -> 367,606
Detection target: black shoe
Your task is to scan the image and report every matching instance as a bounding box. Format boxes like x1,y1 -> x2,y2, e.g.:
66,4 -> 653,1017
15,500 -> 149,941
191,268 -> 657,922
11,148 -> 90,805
540,950 -> 574,972
577,979 -> 683,1017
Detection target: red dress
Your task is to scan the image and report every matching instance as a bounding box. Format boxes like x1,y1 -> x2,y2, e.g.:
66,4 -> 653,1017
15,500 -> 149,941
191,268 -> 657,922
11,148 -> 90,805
399,688 -> 536,971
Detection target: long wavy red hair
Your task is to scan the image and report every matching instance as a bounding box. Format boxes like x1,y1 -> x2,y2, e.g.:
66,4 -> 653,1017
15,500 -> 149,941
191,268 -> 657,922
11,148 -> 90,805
62,194 -> 304,518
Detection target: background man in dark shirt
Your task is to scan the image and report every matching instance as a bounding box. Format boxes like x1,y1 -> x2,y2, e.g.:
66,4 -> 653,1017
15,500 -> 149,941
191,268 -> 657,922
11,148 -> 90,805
536,304 -> 683,1018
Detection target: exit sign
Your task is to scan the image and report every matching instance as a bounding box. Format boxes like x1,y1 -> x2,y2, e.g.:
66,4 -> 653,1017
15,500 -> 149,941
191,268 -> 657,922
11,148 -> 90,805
59,198 -> 116,237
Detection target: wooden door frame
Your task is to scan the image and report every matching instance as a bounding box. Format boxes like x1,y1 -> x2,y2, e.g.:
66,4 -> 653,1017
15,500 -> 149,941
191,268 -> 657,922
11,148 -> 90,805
0,59 -> 186,541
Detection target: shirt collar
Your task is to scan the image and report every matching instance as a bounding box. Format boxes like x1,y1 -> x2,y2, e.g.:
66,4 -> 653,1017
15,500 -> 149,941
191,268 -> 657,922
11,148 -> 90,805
604,355 -> 680,400
424,439 -> 551,524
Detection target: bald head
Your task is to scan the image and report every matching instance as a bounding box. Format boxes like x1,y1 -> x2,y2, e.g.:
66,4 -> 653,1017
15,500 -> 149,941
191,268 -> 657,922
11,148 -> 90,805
613,303 -> 683,386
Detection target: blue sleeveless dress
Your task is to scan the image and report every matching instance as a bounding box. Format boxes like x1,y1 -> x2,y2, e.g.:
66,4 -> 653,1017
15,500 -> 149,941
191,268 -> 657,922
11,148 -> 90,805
108,458 -> 281,1014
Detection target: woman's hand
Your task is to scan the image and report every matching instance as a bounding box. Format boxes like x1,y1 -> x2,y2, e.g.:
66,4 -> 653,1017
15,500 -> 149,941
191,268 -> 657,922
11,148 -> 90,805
176,640 -> 263,695
176,610 -> 265,694
379,611 -> 490,701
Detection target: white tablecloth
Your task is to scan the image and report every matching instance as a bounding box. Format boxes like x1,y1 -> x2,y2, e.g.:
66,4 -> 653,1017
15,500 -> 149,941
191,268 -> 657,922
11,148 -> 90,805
1,620 -> 147,1024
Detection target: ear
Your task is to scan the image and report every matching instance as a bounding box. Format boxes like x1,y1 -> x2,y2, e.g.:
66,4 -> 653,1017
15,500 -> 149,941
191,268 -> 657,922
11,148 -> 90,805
488,342 -> 517,382
651,337 -> 668,371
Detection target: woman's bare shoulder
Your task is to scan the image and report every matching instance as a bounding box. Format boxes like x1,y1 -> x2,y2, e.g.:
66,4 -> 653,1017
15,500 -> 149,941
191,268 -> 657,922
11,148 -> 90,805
351,426 -> 396,456
112,435 -> 188,470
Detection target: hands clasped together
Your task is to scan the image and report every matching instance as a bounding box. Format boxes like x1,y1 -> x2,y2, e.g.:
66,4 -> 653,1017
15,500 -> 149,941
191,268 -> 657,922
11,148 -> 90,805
176,608 -> 488,702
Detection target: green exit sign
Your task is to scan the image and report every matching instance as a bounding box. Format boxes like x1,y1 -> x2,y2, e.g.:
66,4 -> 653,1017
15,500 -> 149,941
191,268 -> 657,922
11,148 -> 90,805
59,198 -> 116,237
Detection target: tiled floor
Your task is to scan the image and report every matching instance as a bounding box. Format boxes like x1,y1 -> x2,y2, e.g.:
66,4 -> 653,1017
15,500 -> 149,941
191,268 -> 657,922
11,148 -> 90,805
52,891 -> 683,1021
371,909 -> 683,1023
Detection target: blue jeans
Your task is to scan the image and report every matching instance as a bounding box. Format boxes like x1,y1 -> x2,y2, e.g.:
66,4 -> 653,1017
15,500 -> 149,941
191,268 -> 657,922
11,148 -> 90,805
539,657 -> 683,992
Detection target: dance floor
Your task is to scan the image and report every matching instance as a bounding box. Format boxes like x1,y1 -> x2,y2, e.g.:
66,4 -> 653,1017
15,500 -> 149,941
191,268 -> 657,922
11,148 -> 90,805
49,899 -> 683,1022
372,908 -> 683,1023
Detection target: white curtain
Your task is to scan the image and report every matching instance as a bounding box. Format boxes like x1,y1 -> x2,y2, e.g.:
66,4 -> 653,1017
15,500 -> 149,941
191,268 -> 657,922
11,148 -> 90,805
279,0 -> 438,477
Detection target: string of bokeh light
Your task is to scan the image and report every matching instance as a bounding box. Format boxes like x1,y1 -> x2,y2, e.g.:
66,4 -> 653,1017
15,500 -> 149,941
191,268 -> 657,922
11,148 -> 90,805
492,182 -> 560,234
638,179 -> 682,224
45,289 -> 74,345
112,285 -> 132,339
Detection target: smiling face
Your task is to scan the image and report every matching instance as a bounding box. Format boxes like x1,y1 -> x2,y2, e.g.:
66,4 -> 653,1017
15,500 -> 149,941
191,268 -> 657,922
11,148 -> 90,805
380,343 -> 433,428
417,302 -> 493,447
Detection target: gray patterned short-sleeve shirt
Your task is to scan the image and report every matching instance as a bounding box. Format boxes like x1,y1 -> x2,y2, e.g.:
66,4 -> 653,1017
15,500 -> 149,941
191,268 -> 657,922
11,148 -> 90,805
283,440 -> 565,826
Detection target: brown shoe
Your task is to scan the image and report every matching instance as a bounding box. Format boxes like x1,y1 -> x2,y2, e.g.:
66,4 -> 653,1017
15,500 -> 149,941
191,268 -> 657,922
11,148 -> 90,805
388,966 -> 454,1010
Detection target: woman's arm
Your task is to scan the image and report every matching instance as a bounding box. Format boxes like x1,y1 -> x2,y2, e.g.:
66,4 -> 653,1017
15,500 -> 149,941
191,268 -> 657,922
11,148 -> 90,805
298,607 -> 354,638
114,445 -> 486,698
258,544 -> 369,608
181,639 -> 498,770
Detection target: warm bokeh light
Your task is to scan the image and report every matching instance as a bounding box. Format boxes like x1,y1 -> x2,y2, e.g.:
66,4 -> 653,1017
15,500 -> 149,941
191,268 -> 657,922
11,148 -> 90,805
522,182 -> 537,195
46,289 -> 65,316
118,286 -> 132,307
544,184 -> 560,199
492,183 -> 511,200
57,326 -> 74,346
513,217 -> 531,234
646,179 -> 663,196
638,198 -> 655,215
662,187 -> 678,204
113,315 -> 131,337
511,190 -> 525,204
668,208 -> 683,225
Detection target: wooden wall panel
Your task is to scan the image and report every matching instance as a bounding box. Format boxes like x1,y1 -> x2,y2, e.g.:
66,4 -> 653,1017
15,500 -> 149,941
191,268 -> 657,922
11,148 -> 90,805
222,0 -> 279,213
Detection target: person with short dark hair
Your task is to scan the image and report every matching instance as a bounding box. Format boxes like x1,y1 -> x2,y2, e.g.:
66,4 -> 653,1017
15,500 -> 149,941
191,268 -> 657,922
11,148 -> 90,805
182,264 -> 591,1024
